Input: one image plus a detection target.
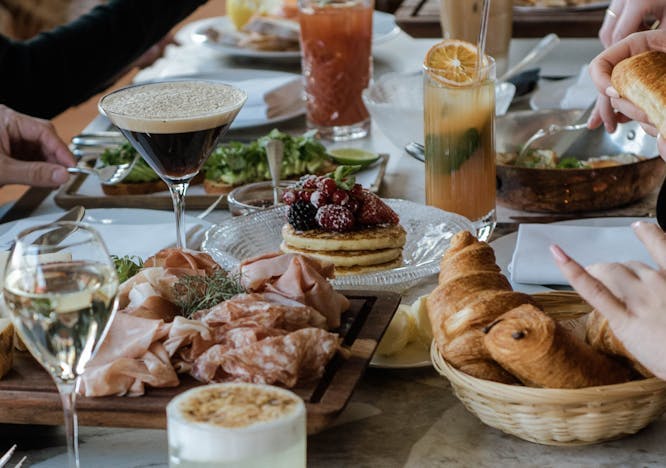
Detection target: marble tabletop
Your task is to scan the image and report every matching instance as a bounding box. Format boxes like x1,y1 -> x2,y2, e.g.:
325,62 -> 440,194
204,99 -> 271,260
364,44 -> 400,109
2,28 -> 665,468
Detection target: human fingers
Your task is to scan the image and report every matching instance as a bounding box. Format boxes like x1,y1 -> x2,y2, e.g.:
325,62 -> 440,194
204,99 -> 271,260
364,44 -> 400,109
632,221 -> 666,270
5,107 -> 75,167
550,245 -> 631,323
587,97 -> 606,129
599,0 -> 625,47
611,1 -> 646,45
0,156 -> 69,187
610,96 -> 654,129
585,262 -> 642,303
597,92 -> 619,133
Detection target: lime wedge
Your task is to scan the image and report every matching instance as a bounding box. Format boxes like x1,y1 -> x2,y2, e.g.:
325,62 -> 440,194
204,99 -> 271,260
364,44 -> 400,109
328,148 -> 380,167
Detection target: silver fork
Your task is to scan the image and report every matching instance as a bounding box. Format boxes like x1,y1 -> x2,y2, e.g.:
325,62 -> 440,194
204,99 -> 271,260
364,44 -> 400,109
0,445 -> 24,468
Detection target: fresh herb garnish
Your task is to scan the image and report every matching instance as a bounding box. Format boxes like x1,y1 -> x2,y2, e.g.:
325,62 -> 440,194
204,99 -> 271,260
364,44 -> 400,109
112,255 -> 144,283
173,271 -> 245,317
556,157 -> 585,169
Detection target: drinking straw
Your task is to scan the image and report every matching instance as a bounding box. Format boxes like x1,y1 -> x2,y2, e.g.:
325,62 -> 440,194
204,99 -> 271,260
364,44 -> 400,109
476,0 -> 491,81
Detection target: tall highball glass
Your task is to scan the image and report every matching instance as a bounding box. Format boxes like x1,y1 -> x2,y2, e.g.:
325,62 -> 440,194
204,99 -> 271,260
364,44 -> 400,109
3,222 -> 119,467
424,57 -> 497,241
299,0 -> 373,141
99,81 -> 247,248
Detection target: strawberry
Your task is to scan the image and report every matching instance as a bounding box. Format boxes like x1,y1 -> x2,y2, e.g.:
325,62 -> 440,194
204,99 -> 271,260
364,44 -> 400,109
316,205 -> 355,232
357,191 -> 399,226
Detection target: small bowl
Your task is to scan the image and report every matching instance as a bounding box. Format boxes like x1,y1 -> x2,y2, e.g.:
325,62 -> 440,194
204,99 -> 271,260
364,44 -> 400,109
496,109 -> 665,213
227,181 -> 296,216
362,71 -> 516,151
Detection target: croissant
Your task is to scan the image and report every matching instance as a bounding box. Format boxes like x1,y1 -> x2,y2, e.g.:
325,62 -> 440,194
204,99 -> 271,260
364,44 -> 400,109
586,310 -> 653,378
484,305 -> 633,388
427,231 -> 536,383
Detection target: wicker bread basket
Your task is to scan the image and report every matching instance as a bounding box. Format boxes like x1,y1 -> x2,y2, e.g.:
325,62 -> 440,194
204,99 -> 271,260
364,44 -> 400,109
431,292 -> 666,446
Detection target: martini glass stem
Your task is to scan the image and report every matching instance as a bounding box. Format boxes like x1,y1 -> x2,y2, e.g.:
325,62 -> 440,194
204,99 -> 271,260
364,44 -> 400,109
169,181 -> 190,248
57,380 -> 80,468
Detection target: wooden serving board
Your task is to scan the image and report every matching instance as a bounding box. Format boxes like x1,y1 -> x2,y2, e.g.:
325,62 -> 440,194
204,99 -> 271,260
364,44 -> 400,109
0,291 -> 400,435
53,155 -> 389,211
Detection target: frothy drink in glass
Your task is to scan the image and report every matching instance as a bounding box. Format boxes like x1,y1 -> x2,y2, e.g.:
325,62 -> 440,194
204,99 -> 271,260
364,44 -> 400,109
99,81 -> 246,248
167,383 -> 306,467
299,0 -> 373,141
439,0 -> 512,76
424,43 -> 496,241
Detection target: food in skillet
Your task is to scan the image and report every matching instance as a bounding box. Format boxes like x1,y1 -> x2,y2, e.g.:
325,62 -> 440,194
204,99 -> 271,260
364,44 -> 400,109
496,149 -> 645,169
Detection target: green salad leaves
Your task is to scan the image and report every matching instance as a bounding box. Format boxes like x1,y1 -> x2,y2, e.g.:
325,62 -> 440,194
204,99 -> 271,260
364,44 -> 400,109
100,143 -> 160,183
112,255 -> 144,283
203,129 -> 331,186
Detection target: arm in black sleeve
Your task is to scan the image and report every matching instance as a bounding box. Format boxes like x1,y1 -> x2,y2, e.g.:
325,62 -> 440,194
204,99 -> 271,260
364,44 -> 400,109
0,0 -> 207,119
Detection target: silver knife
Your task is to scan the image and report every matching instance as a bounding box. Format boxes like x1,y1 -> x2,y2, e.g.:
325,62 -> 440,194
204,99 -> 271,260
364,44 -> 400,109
552,102 -> 595,159
32,206 -> 86,246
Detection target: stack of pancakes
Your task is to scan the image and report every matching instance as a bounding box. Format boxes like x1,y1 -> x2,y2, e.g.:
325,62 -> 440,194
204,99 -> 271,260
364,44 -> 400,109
281,224 -> 407,275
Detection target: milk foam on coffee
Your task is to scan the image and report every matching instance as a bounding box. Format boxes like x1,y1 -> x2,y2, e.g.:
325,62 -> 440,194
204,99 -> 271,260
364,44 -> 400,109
167,383 -> 306,467
100,81 -> 247,134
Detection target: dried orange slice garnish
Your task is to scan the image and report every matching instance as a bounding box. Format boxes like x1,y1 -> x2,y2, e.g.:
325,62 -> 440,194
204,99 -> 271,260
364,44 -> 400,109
424,39 -> 487,86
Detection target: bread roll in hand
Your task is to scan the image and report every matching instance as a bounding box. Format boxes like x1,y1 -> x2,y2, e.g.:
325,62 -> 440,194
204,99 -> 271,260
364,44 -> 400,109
611,51 -> 666,136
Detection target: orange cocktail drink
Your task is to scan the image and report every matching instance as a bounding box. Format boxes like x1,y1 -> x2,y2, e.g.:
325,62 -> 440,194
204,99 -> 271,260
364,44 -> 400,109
299,0 -> 373,141
424,40 -> 496,240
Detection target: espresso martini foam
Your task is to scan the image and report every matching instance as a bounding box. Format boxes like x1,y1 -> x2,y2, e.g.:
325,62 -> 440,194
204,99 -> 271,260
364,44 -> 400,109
100,81 -> 247,134
167,383 -> 306,467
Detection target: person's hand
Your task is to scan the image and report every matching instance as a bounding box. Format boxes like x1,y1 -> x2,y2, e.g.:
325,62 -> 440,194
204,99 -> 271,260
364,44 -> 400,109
0,105 -> 75,187
599,0 -> 666,48
587,29 -> 666,154
551,221 -> 666,380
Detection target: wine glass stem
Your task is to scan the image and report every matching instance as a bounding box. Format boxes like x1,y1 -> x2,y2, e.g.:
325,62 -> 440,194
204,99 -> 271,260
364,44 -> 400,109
57,380 -> 80,468
168,181 -> 190,249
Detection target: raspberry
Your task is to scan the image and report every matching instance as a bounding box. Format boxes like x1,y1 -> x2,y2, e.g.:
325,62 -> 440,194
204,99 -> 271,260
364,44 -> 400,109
310,190 -> 328,208
288,200 -> 318,231
357,191 -> 399,226
299,190 -> 312,202
331,189 -> 349,205
350,183 -> 364,198
316,205 -> 355,232
302,175 -> 318,189
317,178 -> 337,196
342,197 -> 360,213
282,190 -> 297,205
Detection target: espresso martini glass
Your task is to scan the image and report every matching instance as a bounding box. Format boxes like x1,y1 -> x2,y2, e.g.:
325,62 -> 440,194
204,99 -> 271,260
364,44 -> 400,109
99,80 -> 247,248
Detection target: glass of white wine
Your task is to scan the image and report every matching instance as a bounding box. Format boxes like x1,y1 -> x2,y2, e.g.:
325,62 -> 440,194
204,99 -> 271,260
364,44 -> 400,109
2,222 -> 119,468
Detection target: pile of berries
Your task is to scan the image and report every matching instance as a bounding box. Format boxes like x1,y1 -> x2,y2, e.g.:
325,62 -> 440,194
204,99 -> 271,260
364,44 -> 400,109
284,174 -> 399,232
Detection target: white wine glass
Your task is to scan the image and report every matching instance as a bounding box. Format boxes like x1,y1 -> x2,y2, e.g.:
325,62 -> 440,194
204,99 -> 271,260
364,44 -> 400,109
2,222 -> 119,468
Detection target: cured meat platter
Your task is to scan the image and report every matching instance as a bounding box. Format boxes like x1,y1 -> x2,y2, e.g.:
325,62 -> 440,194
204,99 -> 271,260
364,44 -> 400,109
0,291 -> 400,435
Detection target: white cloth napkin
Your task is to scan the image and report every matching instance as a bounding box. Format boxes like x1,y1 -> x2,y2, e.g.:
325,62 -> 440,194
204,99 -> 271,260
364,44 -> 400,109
510,223 -> 658,285
560,64 -> 597,109
0,216 -> 203,261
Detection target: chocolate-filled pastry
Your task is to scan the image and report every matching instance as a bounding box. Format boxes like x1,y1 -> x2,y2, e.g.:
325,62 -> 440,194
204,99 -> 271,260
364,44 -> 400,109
586,310 -> 653,378
484,305 -> 633,388
427,231 -> 534,384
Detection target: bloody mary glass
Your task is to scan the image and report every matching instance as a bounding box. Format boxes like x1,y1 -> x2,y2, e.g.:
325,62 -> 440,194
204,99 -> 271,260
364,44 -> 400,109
298,0 -> 373,141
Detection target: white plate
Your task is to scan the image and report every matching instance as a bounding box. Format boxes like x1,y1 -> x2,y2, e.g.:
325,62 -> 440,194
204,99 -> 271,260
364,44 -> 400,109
514,1 -> 608,12
201,199 -> 475,289
489,217 -> 651,294
0,209 -> 211,251
529,76 -> 575,110
180,11 -> 400,61
138,70 -> 305,130
371,342 -> 431,369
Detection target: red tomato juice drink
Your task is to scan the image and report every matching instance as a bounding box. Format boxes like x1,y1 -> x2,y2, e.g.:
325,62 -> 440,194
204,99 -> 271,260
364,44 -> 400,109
299,0 -> 373,141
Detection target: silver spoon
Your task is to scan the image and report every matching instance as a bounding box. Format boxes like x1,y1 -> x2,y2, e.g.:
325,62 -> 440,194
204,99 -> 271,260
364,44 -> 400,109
67,153 -> 140,185
266,139 -> 284,206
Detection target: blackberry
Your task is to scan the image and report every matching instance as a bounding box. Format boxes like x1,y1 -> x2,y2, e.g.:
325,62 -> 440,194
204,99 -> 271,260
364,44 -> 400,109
288,200 -> 318,231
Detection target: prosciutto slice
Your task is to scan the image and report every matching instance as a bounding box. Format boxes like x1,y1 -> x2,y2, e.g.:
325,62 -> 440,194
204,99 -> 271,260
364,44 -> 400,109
196,293 -> 327,341
241,253 -> 349,328
191,328 -> 340,386
145,248 -> 220,275
79,313 -> 175,397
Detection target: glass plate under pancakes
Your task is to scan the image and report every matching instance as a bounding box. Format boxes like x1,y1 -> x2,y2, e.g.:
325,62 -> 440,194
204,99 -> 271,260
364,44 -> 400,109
201,199 -> 474,289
